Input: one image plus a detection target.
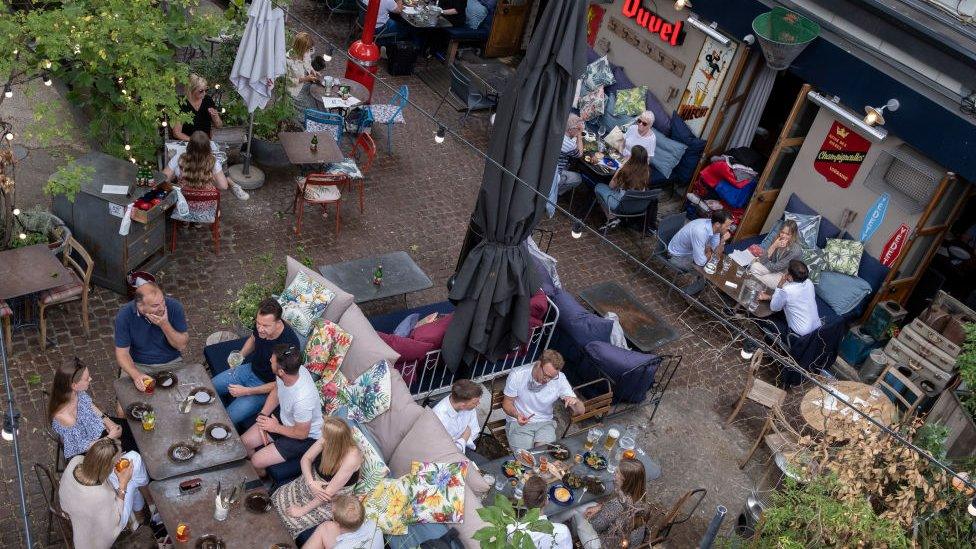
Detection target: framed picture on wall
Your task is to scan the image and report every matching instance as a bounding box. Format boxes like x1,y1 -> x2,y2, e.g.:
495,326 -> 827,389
677,37 -> 738,136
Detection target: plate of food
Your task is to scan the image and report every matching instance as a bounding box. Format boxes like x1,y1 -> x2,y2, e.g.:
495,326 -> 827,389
562,471 -> 585,489
126,402 -> 153,420
583,452 -> 608,470
515,448 -> 536,468
584,475 -> 607,495
153,371 -> 178,389
548,443 -> 570,460
601,157 -> 620,170
548,484 -> 575,506
195,535 -> 227,549
502,459 -> 526,479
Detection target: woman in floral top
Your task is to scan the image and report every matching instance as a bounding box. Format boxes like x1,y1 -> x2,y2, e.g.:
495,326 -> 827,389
572,458 -> 648,548
49,358 -> 136,459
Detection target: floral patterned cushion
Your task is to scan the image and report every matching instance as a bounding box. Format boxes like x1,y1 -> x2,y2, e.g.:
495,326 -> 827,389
371,104 -> 405,124
305,319 -> 354,379
351,425 -> 390,496
784,211 -> 821,249
824,238 -> 864,276
802,247 -> 827,284
277,271 -> 336,336
339,359 -> 393,423
365,476 -> 413,535
171,195 -> 218,223
325,158 -> 363,179
408,461 -> 467,524
305,120 -> 340,141
581,56 -> 615,96
316,370 -> 350,416
614,86 -> 647,117
578,87 -> 606,122
296,176 -> 341,202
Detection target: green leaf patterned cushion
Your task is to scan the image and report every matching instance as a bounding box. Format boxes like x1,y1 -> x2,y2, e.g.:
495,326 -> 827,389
351,425 -> 390,496
277,271 -> 336,336
802,247 -> 827,284
783,211 -> 821,249
581,56 -> 615,95
614,86 -> 648,117
408,461 -> 468,523
824,238 -> 863,276
340,359 -> 393,422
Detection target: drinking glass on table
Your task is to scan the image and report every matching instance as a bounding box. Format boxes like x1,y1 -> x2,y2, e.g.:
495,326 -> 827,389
604,427 -> 620,451
227,351 -> 244,369
192,417 -> 207,443
747,298 -> 760,314
721,256 -> 732,274
585,427 -> 604,451
141,410 -> 156,431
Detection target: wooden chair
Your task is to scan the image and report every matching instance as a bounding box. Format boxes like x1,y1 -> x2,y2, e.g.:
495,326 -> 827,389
44,427 -> 68,475
641,488 -> 707,547
561,377 -> 613,438
170,186 -> 221,254
33,462 -> 74,548
293,173 -> 347,236
874,364 -> 924,417
38,237 -> 93,349
1,299 -> 11,350
725,350 -> 786,426
738,405 -> 801,469
482,381 -> 510,453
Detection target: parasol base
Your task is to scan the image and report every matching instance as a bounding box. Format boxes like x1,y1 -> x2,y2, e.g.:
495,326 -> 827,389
227,163 -> 265,190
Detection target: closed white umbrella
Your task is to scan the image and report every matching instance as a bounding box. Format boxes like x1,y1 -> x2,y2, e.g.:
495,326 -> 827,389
227,0 -> 287,187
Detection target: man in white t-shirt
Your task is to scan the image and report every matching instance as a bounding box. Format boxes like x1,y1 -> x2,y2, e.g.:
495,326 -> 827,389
503,350 -> 585,450
759,259 -> 823,339
241,344 -> 323,475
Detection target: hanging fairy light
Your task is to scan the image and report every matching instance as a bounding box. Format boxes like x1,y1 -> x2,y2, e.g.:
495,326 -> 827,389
42,73 -> 52,86
434,125 -> 446,144
12,208 -> 20,216
124,143 -> 131,151
44,59 -> 52,69
3,85 -> 12,98
4,131 -> 13,141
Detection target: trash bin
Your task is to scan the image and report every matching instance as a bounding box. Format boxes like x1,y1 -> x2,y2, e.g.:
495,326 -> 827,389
388,41 -> 419,76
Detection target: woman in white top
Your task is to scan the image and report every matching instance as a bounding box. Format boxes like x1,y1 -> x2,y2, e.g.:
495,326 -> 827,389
618,111 -> 656,162
286,32 -> 321,111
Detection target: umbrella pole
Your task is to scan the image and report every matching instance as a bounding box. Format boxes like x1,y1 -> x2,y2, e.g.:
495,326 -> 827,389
228,111 -> 266,189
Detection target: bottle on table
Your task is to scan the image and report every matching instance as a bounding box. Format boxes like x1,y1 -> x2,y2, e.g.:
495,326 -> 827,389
310,134 -> 319,152
373,264 -> 383,286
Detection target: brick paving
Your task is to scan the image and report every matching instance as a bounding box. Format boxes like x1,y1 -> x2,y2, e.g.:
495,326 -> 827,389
0,5 -> 809,546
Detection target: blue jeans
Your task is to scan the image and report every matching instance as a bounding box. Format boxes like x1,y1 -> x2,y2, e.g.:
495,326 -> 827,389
595,183 -> 623,211
212,364 -> 267,427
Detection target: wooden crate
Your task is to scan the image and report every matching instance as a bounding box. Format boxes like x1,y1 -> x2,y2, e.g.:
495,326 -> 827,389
925,391 -> 976,459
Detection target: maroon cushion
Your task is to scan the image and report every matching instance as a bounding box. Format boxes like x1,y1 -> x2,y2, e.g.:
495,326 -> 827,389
410,313 -> 453,348
377,332 -> 436,386
529,290 -> 548,326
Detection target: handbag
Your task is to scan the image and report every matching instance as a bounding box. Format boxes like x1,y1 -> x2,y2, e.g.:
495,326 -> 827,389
604,126 -> 625,152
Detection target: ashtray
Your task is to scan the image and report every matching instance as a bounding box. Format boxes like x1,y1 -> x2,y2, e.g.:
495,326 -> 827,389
154,371 -> 178,389
190,387 -> 216,404
206,423 -> 232,442
195,535 -> 226,549
126,402 -> 153,420
168,443 -> 197,463
245,492 -> 272,514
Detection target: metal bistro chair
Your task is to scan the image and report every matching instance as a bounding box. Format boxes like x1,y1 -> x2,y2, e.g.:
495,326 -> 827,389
582,189 -> 659,243
482,380 -> 511,453
33,462 -> 74,548
325,132 -> 377,215
370,85 -> 408,154
432,64 -> 498,126
293,173 -> 347,236
647,212 -> 688,296
304,108 -> 345,145
640,488 -> 707,547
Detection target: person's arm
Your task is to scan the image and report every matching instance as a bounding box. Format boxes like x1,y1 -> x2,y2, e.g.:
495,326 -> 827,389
259,385 -> 279,416
588,498 -> 622,533
115,347 -> 153,392
608,172 -> 620,190
323,449 -> 363,498
768,288 -> 787,312
558,376 -> 585,416
239,334 -> 257,360
207,98 -> 223,129
212,167 -> 230,190
262,418 -> 310,440
146,300 -> 189,352
242,382 -> 275,396
300,439 -> 325,486
393,0 -> 403,13
171,120 -> 191,142
89,400 -> 122,438
464,410 -> 480,448
691,226 -> 709,267
575,133 -> 584,156
765,243 -> 801,273
502,396 -> 532,425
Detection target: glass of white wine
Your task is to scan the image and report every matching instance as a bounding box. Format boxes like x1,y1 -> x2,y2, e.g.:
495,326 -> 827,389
227,351 -> 244,369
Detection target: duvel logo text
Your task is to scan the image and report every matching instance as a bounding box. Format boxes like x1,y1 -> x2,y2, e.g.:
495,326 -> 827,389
621,0 -> 686,47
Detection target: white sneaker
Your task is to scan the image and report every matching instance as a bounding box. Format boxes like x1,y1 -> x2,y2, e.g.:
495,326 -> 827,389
231,183 -> 249,200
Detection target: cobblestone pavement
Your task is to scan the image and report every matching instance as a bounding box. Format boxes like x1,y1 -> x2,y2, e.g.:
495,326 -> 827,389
0,5 -> 811,547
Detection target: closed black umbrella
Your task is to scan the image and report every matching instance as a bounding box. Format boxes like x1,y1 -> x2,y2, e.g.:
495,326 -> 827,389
442,0 -> 587,369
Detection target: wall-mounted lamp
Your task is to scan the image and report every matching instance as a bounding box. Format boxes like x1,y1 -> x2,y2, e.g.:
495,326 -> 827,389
863,99 -> 899,126
807,91 -> 888,141
674,0 -> 691,11
686,16 -> 732,47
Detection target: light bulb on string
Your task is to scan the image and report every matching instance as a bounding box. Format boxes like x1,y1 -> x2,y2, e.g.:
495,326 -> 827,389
42,73 -> 52,86
4,131 -> 13,141
214,83 -> 220,90
12,208 -> 21,216
44,59 -> 52,69
434,125 -> 446,144
674,0 -> 691,10
323,46 -> 334,62
18,233 -> 26,240
571,222 -> 584,239
161,119 -> 168,127
3,85 -> 11,98
130,157 -> 137,164
124,143 -> 131,151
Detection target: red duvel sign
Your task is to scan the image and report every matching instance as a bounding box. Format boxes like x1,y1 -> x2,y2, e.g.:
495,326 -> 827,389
813,121 -> 871,188
880,223 -> 911,267
621,0 -> 685,47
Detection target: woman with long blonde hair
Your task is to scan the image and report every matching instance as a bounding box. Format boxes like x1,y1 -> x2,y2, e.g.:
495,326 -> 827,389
172,73 -> 223,141
271,416 -> 364,537
286,31 -> 324,112
750,218 -> 803,289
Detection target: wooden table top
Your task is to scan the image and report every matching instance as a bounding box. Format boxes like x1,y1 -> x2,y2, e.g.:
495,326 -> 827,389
113,363 -> 247,480
279,131 -> 344,165
0,244 -> 74,300
800,380 -> 898,433
148,462 -> 294,548
309,77 -> 370,107
700,260 -> 774,318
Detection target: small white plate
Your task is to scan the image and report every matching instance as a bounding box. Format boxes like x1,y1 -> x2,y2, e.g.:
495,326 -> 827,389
403,6 -> 418,14
211,427 -> 228,439
194,391 -> 212,403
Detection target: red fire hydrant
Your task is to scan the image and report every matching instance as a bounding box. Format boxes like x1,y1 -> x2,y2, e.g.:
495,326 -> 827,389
345,0 -> 381,102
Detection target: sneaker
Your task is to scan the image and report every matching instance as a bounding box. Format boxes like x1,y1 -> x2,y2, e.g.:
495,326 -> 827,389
231,183 -> 249,200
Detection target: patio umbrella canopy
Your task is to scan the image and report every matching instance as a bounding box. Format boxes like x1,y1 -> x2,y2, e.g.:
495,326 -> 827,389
442,0 -> 588,369
229,0 -> 286,175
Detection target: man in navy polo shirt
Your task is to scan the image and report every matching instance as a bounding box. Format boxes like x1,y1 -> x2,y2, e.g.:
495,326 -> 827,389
115,282 -> 189,392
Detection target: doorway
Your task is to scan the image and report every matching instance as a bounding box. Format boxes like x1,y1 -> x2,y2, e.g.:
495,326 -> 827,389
907,190 -> 976,316
749,71 -> 806,165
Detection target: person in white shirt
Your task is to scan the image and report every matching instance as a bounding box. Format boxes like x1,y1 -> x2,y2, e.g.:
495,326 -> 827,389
666,210 -> 733,295
618,111 -> 657,162
375,0 -> 409,47
242,344 -> 324,476
432,379 -> 483,454
303,495 -> 384,549
557,114 -> 585,195
503,350 -> 584,450
759,260 -> 823,338
508,475 -> 573,549
285,32 -> 320,108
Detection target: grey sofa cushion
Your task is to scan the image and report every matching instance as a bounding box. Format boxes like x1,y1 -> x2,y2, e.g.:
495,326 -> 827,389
338,305 -> 400,380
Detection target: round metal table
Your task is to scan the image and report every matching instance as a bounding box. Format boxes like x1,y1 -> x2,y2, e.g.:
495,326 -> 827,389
308,77 -> 370,106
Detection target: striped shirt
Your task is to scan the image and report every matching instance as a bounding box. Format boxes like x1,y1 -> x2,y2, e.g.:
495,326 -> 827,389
557,135 -> 581,173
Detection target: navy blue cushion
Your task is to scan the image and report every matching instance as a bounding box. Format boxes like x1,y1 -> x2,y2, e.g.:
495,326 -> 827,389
604,65 -> 634,95
855,249 -> 889,294
445,26 -> 490,40
267,456 -> 302,487
368,302 -> 455,334
552,287 -> 613,347
204,337 -> 247,377
586,47 -> 600,64
669,111 -> 706,185
584,341 -> 659,404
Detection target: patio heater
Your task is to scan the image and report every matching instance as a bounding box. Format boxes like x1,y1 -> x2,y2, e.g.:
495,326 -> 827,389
345,0 -> 380,102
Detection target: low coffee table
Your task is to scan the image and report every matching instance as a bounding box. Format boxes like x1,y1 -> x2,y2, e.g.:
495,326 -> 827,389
699,261 -> 773,318
578,281 -> 678,352
318,251 -> 432,305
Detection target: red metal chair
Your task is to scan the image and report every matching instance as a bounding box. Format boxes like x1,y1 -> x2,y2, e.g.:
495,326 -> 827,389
344,132 -> 377,214
293,173 -> 347,236
170,186 -> 221,254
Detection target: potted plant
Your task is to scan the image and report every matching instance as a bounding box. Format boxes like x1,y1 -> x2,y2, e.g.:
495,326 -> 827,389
473,496 -> 553,549
8,206 -> 72,254
240,79 -> 299,168
220,248 -> 313,334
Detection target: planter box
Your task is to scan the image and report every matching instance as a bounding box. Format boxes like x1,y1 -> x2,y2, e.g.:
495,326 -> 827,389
925,390 -> 976,458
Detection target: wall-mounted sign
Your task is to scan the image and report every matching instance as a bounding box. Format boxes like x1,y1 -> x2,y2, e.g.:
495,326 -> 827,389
859,192 -> 889,243
606,17 -> 687,77
587,5 -> 605,47
880,223 -> 911,267
677,37 -> 737,136
621,0 -> 685,47
814,121 -> 871,188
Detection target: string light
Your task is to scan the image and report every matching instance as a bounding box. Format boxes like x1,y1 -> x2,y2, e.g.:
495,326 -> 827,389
12,208 -> 20,216
129,157 -> 137,164
571,222 -> 584,239
322,46 -> 334,62
44,59 -> 52,69
674,0 -> 691,10
160,119 -> 168,127
124,143 -> 131,151
42,73 -> 52,86
4,131 -> 13,141
121,88 -> 128,95
18,233 -> 26,240
434,125 -> 445,143
214,83 -> 220,90
3,85 -> 11,98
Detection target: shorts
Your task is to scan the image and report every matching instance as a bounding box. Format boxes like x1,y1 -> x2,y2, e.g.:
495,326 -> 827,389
270,432 -> 316,460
